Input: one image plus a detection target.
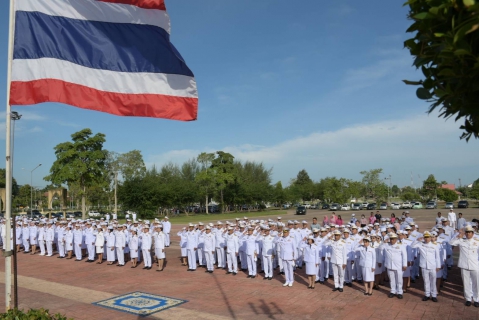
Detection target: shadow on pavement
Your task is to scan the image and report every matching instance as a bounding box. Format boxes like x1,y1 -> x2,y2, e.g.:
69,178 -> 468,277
248,299 -> 284,320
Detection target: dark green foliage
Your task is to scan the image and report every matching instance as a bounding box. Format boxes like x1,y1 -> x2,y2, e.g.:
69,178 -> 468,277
0,308 -> 71,320
404,0 -> 479,140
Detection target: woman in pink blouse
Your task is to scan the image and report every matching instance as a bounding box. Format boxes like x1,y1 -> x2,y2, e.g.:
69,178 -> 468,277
322,216 -> 329,226
336,215 -> 343,226
330,213 -> 337,225
360,214 -> 368,227
390,213 -> 396,223
369,212 -> 376,224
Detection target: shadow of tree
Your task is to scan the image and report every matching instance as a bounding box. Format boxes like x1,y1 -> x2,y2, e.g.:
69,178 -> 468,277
248,299 -> 285,320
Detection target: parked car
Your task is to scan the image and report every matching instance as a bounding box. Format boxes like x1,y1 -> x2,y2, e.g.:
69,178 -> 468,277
361,202 -> 369,209
367,203 -> 377,210
51,212 -> 63,219
426,201 -> 437,209
391,203 -> 401,210
73,211 -> 82,217
458,200 -> 469,208
322,203 -> 330,210
379,203 -> 388,210
330,203 -> 340,211
88,210 -> 101,217
401,202 -> 412,209
352,203 -> 362,210
296,206 -> 307,215
412,202 -> 423,209
340,204 -> 350,211
445,202 -> 454,209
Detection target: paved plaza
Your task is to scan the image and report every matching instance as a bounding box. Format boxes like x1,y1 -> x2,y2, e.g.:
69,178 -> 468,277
1,208 -> 479,319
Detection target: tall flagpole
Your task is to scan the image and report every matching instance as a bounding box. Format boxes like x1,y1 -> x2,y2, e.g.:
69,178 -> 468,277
5,0 -> 16,310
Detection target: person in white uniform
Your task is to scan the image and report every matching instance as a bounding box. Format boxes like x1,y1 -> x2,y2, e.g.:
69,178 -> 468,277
185,224 -> 198,271
73,224 -> 83,261
449,225 -> 479,307
301,236 -> 320,289
203,226 -> 216,273
356,237 -> 376,296
141,226 -> 152,270
224,227 -> 239,275
447,209 -> 457,230
37,222 -> 46,256
383,232 -> 408,299
65,226 -> 73,259
243,227 -> 259,278
276,228 -> 296,287
325,230 -> 347,292
259,227 -> 276,280
45,222 -> 54,257
115,225 -> 126,266
411,231 -> 441,302
95,227 -> 105,264
154,225 -> 166,271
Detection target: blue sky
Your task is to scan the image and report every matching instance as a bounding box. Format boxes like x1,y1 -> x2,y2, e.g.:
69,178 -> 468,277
1,0 -> 478,189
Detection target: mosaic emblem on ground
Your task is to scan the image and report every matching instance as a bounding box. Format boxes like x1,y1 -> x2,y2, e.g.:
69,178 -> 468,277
93,292 -> 188,316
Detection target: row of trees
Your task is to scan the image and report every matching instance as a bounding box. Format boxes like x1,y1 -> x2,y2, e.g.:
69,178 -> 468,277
4,128 -> 478,218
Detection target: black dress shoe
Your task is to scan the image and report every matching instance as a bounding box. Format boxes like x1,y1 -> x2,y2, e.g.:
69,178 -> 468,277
388,293 -> 395,298
319,280 -> 324,284
411,279 -> 416,283
205,270 -> 210,273
251,275 -> 256,278
339,288 -> 343,292
422,296 -> 430,301
263,277 -> 268,280
226,271 -> 232,274
233,272 -> 237,275
332,288 -> 338,292
432,297 -> 438,302
474,302 -> 479,308
347,282 -> 352,287
465,301 -> 472,307
397,294 -> 403,299
247,275 -> 252,278
268,277 -> 272,280
143,267 -> 148,269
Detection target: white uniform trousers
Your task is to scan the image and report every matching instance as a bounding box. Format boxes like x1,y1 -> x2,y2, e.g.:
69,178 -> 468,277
103,245 -> 108,259
461,269 -> 479,302
387,269 -> 404,294
354,259 -> 362,280
422,268 -> 437,297
46,241 -> 53,256
116,247 -> 125,265
329,260 -> 334,276
216,247 -> 225,268
246,254 -> 257,276
240,251 -> 247,269
226,252 -> 238,273
107,247 -> 116,262
205,251 -> 215,271
39,240 -> 45,255
142,249 -> 152,267
323,259 -> 330,279
23,239 -> 30,252
2,237 -> 5,250
165,233 -> 170,246
187,249 -> 197,270
344,261 -> 354,283
332,263 -> 345,289
283,259 -> 294,284
296,249 -> 304,267
197,247 -> 205,265
87,243 -> 95,260
262,255 -> 273,277
74,244 -> 82,260
412,257 -> 420,279
58,241 -> 65,257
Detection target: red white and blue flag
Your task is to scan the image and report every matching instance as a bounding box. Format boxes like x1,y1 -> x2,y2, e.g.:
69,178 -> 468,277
10,0 -> 198,121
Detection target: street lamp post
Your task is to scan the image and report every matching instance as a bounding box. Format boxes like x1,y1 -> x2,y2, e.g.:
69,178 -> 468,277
384,175 -> 392,203
30,164 -> 41,218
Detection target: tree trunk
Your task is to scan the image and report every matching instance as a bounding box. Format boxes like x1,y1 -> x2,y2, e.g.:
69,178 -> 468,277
205,194 -> 209,215
221,189 -> 224,213
82,185 -> 86,220
114,172 -> 118,216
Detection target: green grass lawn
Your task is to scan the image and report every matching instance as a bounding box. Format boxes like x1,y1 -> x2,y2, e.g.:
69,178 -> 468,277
115,210 -> 289,225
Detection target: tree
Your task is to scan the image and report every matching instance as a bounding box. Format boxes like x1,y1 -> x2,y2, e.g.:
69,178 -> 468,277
195,152 -> 215,214
211,151 -> 236,213
422,174 -> 439,200
401,191 -> 422,202
0,168 -> 19,197
437,188 -> 459,202
360,169 -> 387,200
391,185 -> 400,197
291,169 -> 314,201
403,0 -> 479,140
44,128 -> 107,219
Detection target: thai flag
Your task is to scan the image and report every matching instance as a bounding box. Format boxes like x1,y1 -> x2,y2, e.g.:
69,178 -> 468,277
10,0 -> 198,121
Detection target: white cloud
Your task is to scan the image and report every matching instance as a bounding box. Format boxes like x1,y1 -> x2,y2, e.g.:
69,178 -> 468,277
146,114 -> 479,187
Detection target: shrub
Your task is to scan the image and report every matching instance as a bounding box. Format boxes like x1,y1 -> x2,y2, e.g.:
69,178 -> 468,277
0,308 -> 71,320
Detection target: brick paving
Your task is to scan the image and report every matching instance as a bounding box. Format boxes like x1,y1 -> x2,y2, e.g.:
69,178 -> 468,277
0,208 -> 478,319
